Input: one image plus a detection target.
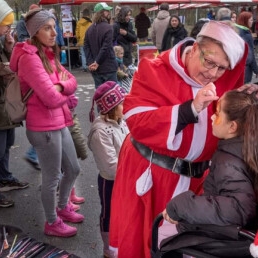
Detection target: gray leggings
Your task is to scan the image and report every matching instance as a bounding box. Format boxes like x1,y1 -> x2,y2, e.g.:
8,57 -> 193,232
26,127 -> 80,223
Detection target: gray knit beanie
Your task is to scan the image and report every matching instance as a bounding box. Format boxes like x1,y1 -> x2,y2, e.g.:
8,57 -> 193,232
26,9 -> 56,38
0,0 -> 13,24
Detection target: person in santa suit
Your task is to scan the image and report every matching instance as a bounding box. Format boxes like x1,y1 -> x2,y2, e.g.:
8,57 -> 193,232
108,20 -> 253,258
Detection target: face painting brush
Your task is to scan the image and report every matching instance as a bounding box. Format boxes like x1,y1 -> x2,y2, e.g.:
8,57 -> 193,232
26,245 -> 45,258
3,226 -> 9,250
20,242 -> 44,258
7,234 -> 17,257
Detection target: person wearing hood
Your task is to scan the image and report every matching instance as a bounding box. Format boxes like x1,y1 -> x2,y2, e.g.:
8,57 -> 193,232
151,3 -> 170,52
10,8 -> 84,237
161,15 -> 188,52
76,8 -> 92,72
0,0 -> 29,208
236,11 -> 258,83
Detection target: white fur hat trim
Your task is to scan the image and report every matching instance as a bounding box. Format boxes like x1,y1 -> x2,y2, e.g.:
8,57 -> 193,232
197,20 -> 245,69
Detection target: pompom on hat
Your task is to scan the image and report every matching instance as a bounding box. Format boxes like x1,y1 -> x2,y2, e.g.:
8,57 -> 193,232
197,20 -> 245,70
89,81 -> 125,122
25,9 -> 56,38
29,4 -> 40,10
250,232 -> 258,257
0,0 -> 14,26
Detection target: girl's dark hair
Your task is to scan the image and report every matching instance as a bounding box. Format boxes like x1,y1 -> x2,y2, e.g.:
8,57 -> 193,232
190,20 -> 209,39
116,6 -> 132,23
167,15 -> 181,29
103,105 -> 121,124
223,90 -> 258,174
25,8 -> 61,73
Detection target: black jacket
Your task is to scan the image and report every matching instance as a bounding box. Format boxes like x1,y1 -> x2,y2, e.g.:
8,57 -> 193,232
161,25 -> 187,52
113,21 -> 137,66
84,21 -> 117,74
166,136 -> 256,227
135,13 -> 151,39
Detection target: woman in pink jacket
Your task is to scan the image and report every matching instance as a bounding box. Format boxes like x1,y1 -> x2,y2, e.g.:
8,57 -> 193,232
10,8 -> 84,237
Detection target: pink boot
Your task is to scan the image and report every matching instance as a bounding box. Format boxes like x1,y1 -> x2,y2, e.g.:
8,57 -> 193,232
70,187 -> 85,204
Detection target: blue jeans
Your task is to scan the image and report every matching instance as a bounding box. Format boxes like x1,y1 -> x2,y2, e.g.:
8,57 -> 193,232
91,71 -> 117,89
80,46 -> 87,70
26,145 -> 38,163
0,129 -> 16,182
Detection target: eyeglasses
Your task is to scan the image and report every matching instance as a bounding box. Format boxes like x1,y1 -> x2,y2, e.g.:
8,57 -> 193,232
199,46 -> 230,73
5,24 -> 11,31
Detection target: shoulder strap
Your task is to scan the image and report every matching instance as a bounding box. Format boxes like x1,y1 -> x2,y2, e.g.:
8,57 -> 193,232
22,87 -> 33,103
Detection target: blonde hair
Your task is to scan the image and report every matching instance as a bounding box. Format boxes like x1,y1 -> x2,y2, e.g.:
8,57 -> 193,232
113,45 -> 124,57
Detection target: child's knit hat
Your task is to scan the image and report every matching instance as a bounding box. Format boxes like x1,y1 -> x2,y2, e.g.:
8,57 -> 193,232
89,81 -> 125,122
0,0 -> 14,26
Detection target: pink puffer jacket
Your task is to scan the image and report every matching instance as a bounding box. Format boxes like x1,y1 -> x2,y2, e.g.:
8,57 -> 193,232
10,41 -> 77,131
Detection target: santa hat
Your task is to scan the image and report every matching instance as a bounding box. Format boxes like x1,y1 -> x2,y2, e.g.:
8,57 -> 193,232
197,20 -> 245,69
89,81 -> 125,122
250,232 -> 258,257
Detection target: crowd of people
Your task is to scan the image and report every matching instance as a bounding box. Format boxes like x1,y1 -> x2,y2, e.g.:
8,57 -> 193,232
1,1 -> 258,258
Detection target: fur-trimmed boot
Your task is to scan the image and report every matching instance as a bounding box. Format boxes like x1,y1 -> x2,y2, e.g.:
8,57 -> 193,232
70,187 -> 85,204
101,232 -> 116,258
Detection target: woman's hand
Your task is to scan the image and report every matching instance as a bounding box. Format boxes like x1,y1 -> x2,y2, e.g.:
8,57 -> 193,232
4,33 -> 14,53
54,84 -> 63,92
237,83 -> 258,96
162,209 -> 178,225
192,82 -> 219,113
119,29 -> 127,36
59,71 -> 68,81
88,61 -> 99,71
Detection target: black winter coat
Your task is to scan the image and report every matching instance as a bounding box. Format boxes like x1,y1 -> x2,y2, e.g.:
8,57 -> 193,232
166,136 -> 256,227
161,25 -> 187,52
135,13 -> 151,39
113,21 -> 137,66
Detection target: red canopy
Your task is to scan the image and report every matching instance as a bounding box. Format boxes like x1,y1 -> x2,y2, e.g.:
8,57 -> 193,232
39,0 -> 258,4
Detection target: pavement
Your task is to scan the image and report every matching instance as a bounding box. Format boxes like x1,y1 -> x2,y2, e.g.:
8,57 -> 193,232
1,68 -> 103,258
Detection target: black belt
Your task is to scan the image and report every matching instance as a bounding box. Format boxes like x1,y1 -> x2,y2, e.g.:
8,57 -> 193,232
131,137 -> 209,178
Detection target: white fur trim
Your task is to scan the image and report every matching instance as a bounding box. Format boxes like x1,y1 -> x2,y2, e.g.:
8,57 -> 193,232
250,243 -> 258,258
172,175 -> 190,198
197,20 -> 245,69
124,106 -> 157,120
136,167 -> 153,196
